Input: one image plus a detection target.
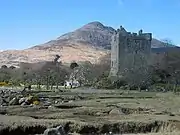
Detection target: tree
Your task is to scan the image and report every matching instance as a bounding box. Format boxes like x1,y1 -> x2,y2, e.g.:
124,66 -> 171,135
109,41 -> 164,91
1,65 -> 8,69
54,54 -> 61,89
0,65 -> 11,83
9,66 -> 16,69
70,62 -> 79,69
69,66 -> 87,86
161,39 -> 180,92
161,38 -> 173,47
0,68 -> 11,83
54,54 -> 60,63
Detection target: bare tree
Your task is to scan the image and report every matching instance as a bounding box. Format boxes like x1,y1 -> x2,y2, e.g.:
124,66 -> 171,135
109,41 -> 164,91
54,55 -> 60,63
162,39 -> 180,92
54,54 -> 61,89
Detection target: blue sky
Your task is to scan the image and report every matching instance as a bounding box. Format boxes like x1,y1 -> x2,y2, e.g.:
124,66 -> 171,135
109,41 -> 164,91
0,0 -> 179,50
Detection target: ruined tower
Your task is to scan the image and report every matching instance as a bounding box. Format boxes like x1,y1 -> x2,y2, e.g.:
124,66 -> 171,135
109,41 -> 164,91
110,26 -> 152,87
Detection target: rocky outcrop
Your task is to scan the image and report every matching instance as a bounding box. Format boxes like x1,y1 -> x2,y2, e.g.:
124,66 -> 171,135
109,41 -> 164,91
44,125 -> 66,135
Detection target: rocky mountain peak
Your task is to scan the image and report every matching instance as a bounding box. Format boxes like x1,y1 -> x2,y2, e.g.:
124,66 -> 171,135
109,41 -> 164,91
82,21 -> 104,28
79,21 -> 115,33
54,21 -> 116,48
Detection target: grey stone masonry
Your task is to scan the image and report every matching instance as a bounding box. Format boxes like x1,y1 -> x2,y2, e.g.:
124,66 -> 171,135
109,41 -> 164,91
110,26 -> 152,87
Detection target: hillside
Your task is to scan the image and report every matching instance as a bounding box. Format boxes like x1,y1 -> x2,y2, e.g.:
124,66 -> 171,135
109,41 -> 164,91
0,21 -> 176,67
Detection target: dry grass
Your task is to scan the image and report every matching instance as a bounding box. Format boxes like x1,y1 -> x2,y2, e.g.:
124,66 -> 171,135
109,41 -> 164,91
1,89 -> 180,134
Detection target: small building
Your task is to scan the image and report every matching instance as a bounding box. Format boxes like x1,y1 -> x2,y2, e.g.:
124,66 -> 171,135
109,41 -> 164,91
64,80 -> 80,88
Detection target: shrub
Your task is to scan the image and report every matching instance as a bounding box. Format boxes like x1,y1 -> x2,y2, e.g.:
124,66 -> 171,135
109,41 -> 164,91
0,82 -> 9,86
113,79 -> 127,89
151,83 -> 177,92
94,77 -> 114,89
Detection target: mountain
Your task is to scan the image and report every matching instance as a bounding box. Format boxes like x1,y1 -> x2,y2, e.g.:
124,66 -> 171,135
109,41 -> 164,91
32,21 -> 172,50
0,21 -> 177,67
31,21 -> 115,50
151,39 -> 175,48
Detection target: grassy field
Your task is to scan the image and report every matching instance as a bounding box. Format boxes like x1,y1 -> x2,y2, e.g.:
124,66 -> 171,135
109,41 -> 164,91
1,88 -> 180,134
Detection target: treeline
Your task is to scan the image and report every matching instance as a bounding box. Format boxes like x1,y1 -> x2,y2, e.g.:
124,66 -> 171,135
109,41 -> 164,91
0,52 -> 180,92
0,54 -> 111,89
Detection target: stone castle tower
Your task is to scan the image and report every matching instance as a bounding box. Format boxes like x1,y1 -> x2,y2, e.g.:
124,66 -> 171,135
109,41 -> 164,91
110,26 -> 152,87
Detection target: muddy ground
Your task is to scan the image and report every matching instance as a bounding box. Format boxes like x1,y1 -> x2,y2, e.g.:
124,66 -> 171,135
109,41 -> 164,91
1,87 -> 180,135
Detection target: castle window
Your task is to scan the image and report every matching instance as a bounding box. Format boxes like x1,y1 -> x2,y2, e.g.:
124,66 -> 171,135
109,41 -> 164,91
112,61 -> 113,67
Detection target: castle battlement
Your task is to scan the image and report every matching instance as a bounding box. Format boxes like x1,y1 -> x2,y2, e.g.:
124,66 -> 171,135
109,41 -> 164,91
117,26 -> 152,41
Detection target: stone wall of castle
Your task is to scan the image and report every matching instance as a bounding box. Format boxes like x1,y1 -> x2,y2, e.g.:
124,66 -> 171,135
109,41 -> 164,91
110,26 -> 152,87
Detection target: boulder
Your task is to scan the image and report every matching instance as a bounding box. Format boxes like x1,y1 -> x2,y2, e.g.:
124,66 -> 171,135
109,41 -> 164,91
0,97 -> 3,105
9,97 -> 19,105
43,125 -> 66,135
19,97 -> 26,104
109,108 -> 124,115
20,102 -> 27,106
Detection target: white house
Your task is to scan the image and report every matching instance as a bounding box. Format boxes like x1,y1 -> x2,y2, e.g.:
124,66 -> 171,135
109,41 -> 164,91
64,80 -> 80,88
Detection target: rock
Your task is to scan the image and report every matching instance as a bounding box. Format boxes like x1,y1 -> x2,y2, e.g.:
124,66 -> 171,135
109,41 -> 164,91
109,108 -> 124,115
62,100 -> 69,103
1,102 -> 8,106
9,97 -> 19,105
24,95 -> 40,105
48,105 -> 56,110
40,98 -> 45,101
43,125 -> 66,135
96,112 -> 102,116
0,108 -> 7,115
21,102 -> 27,106
25,96 -> 33,105
19,97 -> 26,104
68,100 -> 73,103
44,101 -> 52,106
4,97 -> 11,103
0,98 -> 3,105
54,101 -> 58,104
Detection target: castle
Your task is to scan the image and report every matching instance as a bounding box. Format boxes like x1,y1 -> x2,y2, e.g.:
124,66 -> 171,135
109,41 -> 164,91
110,26 -> 152,86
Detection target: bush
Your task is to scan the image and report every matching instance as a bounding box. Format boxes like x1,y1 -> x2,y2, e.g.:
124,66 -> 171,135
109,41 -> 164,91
113,79 -> 127,89
151,83 -> 177,92
0,82 -> 9,86
94,77 -> 114,89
